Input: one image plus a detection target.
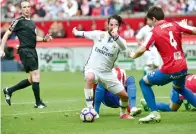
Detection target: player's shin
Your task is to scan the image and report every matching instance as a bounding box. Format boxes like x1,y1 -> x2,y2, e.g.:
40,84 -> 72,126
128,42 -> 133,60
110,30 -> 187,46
7,79 -> 31,95
174,86 -> 196,107
32,82 -> 41,104
156,102 -> 172,111
126,76 -> 136,108
84,88 -> 94,108
139,79 -> 157,111
119,100 -> 128,115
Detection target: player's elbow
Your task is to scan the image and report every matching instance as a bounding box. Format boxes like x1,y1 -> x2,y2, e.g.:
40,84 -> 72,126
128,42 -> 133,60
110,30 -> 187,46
3,30 -> 12,39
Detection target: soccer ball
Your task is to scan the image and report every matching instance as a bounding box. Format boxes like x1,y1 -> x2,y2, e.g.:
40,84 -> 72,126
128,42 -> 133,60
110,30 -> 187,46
80,107 -> 97,122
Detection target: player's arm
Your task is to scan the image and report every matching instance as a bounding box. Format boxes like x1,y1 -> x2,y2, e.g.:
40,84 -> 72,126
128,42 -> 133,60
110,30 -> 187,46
176,21 -> 196,35
130,32 -> 155,59
0,30 -> 12,50
115,36 -> 127,51
72,27 -> 99,40
0,19 -> 20,57
109,27 -> 127,51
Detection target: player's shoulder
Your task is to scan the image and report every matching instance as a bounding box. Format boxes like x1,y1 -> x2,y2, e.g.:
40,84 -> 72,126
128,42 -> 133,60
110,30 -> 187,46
14,16 -> 25,22
92,30 -> 105,37
10,16 -> 25,25
141,25 -> 152,31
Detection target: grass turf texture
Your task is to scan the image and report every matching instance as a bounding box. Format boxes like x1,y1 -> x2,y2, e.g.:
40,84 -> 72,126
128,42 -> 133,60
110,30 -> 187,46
1,70 -> 196,134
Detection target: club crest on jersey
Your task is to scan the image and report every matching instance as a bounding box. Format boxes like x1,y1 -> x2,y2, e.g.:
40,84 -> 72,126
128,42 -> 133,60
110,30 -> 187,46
99,33 -> 105,41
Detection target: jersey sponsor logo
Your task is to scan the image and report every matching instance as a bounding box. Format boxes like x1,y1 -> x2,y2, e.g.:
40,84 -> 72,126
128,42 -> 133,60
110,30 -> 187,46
95,46 -> 114,57
170,72 -> 187,79
174,51 -> 182,60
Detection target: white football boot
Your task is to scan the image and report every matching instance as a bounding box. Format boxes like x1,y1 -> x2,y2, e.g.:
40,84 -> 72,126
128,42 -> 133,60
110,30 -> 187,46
139,111 -> 161,123
130,107 -> 142,116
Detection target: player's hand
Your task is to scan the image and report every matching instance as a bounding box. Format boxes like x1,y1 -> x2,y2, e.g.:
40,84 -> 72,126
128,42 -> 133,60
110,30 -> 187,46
0,49 -> 5,58
179,19 -> 187,26
72,27 -> 78,35
44,33 -> 53,42
110,27 -> 119,38
129,50 -> 135,59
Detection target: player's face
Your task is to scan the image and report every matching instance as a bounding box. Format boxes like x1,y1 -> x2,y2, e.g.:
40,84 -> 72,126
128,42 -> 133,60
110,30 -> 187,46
108,19 -> 119,32
21,1 -> 31,17
146,18 -> 154,27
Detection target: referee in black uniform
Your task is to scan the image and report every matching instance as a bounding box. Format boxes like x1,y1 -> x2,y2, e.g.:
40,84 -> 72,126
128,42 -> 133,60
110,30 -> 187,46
0,0 -> 52,108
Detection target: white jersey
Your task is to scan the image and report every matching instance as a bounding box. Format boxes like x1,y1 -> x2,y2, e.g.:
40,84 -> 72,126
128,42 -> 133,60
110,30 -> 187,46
135,25 -> 152,41
136,25 -> 161,67
84,31 -> 127,71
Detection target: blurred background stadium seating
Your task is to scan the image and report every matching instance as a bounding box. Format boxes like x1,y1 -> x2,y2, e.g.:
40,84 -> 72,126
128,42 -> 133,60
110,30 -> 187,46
1,0 -> 196,72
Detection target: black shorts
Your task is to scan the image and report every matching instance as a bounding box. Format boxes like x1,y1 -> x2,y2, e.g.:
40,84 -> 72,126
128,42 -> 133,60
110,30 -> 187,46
18,48 -> 38,73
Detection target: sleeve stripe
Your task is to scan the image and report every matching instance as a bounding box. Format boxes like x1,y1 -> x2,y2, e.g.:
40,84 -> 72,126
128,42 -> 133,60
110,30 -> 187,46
9,19 -> 19,31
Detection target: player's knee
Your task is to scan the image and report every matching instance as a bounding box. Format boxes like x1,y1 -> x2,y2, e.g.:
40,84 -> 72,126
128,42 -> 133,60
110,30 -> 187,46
116,90 -> 128,102
85,73 -> 95,84
126,76 -> 135,85
139,77 -> 151,86
31,71 -> 40,82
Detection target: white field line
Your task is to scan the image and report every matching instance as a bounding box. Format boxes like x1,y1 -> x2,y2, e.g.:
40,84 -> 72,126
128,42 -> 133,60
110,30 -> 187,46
1,96 -> 169,105
1,96 -> 170,117
1,99 -> 79,105
2,109 -> 80,116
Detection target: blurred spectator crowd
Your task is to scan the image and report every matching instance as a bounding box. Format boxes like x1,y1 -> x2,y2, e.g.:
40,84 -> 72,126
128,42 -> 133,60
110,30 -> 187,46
1,0 -> 196,20
1,0 -> 196,40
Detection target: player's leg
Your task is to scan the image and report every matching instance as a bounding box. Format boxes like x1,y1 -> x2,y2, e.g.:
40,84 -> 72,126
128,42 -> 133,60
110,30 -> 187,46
173,75 -> 196,108
156,89 -> 182,111
2,49 -> 32,106
141,89 -> 183,112
126,76 -> 142,116
84,68 -> 98,108
102,72 -> 133,119
30,69 -> 46,108
2,78 -> 31,106
94,84 -> 105,114
115,90 -> 133,119
139,70 -> 172,123
28,49 -> 46,108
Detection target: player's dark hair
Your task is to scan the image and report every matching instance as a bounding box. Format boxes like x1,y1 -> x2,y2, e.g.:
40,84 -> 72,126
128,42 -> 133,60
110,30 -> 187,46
147,6 -> 164,20
108,15 -> 124,27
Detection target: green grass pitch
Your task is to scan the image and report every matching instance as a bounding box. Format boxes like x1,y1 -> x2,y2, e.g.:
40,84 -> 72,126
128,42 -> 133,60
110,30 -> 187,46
1,70 -> 196,134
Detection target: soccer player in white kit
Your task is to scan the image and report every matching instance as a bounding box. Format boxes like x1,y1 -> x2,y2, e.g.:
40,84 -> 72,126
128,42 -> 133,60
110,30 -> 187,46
72,15 -> 133,119
135,18 -> 161,74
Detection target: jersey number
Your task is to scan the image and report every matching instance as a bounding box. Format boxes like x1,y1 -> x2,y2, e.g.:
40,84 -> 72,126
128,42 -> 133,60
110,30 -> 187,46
169,31 -> 182,60
169,31 -> 177,49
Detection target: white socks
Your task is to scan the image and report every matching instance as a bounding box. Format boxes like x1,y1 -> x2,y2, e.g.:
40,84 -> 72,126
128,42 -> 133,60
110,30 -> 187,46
120,100 -> 128,116
84,88 -> 93,108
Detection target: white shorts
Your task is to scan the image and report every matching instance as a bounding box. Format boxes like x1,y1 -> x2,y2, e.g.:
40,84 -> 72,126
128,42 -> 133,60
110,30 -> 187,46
84,67 -> 124,94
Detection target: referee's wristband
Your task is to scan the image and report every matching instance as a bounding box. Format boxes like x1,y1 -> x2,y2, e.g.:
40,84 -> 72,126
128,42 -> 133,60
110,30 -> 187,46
43,38 -> 46,42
